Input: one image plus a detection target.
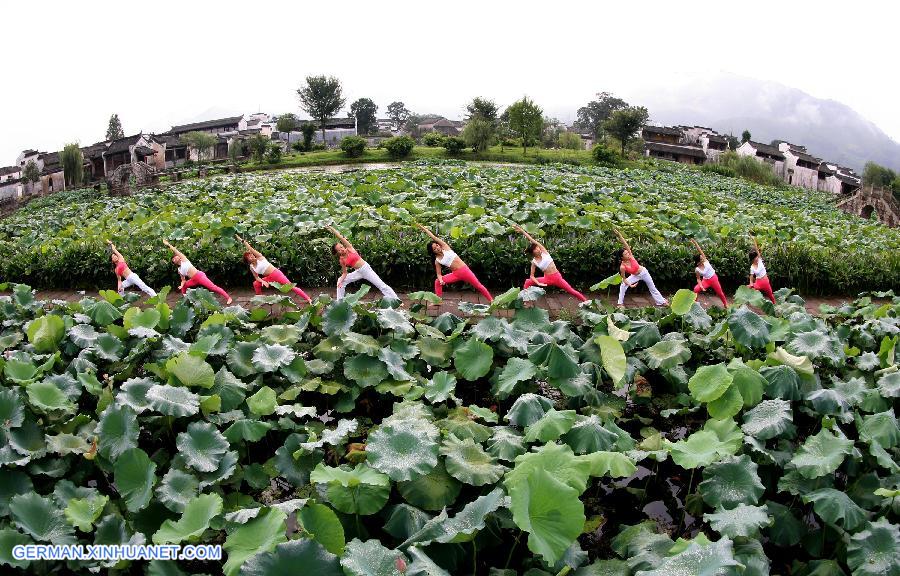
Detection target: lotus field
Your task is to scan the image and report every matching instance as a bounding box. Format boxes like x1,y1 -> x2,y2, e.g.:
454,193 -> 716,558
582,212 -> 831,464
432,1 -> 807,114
1,160 -> 898,293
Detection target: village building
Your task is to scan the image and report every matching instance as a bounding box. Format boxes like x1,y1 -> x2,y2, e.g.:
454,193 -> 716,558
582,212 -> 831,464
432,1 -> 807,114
644,141 -> 707,164
736,141 -> 786,177
641,126 -> 683,145
776,142 -> 822,190
0,165 -> 22,200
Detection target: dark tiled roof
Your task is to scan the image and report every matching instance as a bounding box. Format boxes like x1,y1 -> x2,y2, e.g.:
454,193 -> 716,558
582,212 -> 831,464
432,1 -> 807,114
20,149 -> 39,156
747,141 -> 785,159
170,116 -> 243,134
0,165 -> 20,176
645,142 -> 706,158
643,126 -> 683,136
836,173 -> 860,185
301,118 -> 356,129
106,134 -> 142,154
706,134 -> 727,143
818,163 -> 835,175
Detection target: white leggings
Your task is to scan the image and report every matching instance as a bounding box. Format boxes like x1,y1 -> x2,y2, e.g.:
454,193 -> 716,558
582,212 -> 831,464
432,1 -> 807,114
336,263 -> 398,300
617,267 -> 666,305
120,272 -> 157,297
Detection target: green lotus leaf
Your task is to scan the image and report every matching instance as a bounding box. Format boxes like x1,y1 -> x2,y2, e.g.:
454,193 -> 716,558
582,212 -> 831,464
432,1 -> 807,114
377,308 -> 414,335
417,337 -> 452,367
509,467 -> 585,566
741,399 -> 794,439
261,324 -> 302,345
247,385 -> 277,416
727,306 -> 771,348
436,407 -> 492,442
494,357 -> 537,398
227,341 -> 260,377
166,352 -> 215,388
0,527 -> 32,569
251,343 -> 296,373
397,461 -> 462,511
440,434 -> 505,486
423,371 -> 457,403
176,421 -> 230,473
596,334 -> 627,387
406,547 -> 451,576
342,331 -> 381,355
153,493 -> 222,544
383,504 -> 431,541
610,521 -> 674,573
116,377 -> 155,413
856,409 -> 899,448
698,455 -> 765,509
224,419 -> 272,443
728,360 -> 766,407
707,384 -> 744,420
123,307 -> 161,331
846,519 -> 900,576
633,536 -> 743,576
590,272 -> 623,291
670,289 -> 697,316
505,442 -> 592,494
10,492 -> 75,543
98,404 -> 139,460
788,428 -> 854,479
3,359 -> 39,384
46,433 -> 89,455
146,383 -> 200,417
402,487 -> 506,547
578,451 -> 637,478
787,330 -> 845,365
68,323 -> 100,348
561,415 -> 621,454
345,354 -> 389,387
760,364 -> 801,400
367,418 -> 440,481
297,502 -> 345,556
877,371 -> 900,398
240,539 -> 341,576
506,393 -> 553,427
64,494 -> 108,532
113,447 -> 157,512
26,380 -> 75,415
524,408 -> 578,443
667,421 -> 739,469
644,338 -> 691,370
765,502 -> 804,547
310,463 -> 390,515
529,341 -> 580,380
223,507 -> 287,576
453,338 -> 494,381
487,425 -> 527,461
156,468 -> 199,513
688,363 -> 734,403
323,301 -> 356,336
26,314 -> 65,353
377,347 -> 412,381
93,333 -> 124,361
801,488 -> 868,531
340,538 -> 407,576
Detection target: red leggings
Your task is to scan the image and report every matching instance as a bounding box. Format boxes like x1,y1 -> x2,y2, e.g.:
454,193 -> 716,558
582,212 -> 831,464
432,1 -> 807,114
751,276 -> 776,304
694,273 -> 728,307
182,271 -> 231,301
524,272 -> 587,302
254,268 -> 312,303
435,265 -> 493,302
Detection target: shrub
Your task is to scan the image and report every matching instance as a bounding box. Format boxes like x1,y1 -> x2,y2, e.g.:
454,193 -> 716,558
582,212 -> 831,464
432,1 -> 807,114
266,144 -> 282,164
701,163 -> 736,178
592,145 -> 619,166
559,132 -> 583,151
383,136 -> 415,159
442,136 -> 466,154
718,151 -> 784,187
422,131 -> 445,147
340,136 -> 367,158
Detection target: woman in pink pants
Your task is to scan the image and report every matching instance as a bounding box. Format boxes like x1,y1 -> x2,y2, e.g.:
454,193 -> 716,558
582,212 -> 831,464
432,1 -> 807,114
237,235 -> 312,304
748,235 -> 776,305
415,223 -> 493,303
162,239 -> 233,305
690,239 -> 728,307
513,223 -> 587,302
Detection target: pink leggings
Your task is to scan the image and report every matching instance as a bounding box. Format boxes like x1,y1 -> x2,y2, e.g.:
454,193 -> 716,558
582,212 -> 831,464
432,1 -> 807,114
694,273 -> 728,307
254,268 -> 312,302
182,271 -> 231,301
751,276 -> 776,304
524,272 -> 587,302
436,265 -> 493,302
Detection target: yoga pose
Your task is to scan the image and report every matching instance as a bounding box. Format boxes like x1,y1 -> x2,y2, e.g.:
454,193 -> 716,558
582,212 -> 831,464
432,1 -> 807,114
162,239 -> 232,305
237,235 -> 312,304
513,223 -> 587,302
416,223 -> 493,302
106,240 -> 157,298
326,225 -> 398,301
614,229 -> 668,307
748,235 -> 776,304
690,239 -> 728,307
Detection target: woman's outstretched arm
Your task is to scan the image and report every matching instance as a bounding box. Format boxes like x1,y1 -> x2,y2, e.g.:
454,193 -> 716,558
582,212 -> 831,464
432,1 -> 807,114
415,223 -> 451,250
512,223 -> 546,252
325,225 -> 355,251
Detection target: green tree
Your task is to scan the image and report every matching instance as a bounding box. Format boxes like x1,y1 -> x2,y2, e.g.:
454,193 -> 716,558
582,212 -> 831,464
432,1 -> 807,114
180,131 -> 217,166
465,97 -> 498,122
541,117 -> 565,148
558,132 -> 583,150
228,139 -> 245,162
604,106 -> 649,156
276,113 -> 298,142
349,98 -> 378,135
301,123 -> 317,150
386,101 -> 411,132
741,129 -> 752,143
863,161 -> 897,190
507,96 -> 543,154
574,92 -> 628,140
248,134 -> 270,163
60,143 -> 83,188
297,75 -> 346,144
21,160 -> 40,194
726,133 -> 740,150
106,114 -> 124,141
463,97 -> 498,152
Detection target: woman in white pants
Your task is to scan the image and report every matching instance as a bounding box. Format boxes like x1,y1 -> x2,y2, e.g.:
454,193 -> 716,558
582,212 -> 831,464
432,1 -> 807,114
106,240 -> 157,298
325,225 -> 398,301
613,229 -> 668,308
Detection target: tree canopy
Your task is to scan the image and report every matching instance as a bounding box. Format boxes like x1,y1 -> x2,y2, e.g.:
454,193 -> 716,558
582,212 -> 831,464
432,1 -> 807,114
463,97 -> 499,152
604,106 -> 649,155
506,97 -> 543,154
574,92 -> 628,140
276,114 -> 298,135
741,130 -> 752,143
466,97 -> 499,122
60,143 -> 83,188
349,98 -> 378,135
180,131 -> 217,165
297,75 -> 346,143
386,101 -> 411,132
106,114 -> 124,141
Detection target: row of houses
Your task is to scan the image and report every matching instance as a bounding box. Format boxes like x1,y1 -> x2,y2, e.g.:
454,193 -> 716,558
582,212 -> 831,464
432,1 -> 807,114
640,125 -> 861,195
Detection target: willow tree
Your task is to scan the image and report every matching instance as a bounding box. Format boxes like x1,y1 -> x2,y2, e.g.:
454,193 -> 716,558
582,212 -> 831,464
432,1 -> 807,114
60,143 -> 83,187
180,131 -> 217,166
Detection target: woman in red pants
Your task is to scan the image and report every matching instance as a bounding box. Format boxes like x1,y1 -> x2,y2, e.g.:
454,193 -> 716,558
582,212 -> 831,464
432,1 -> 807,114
513,223 -> 587,302
163,239 -> 233,305
415,223 -> 493,303
748,235 -> 776,304
690,239 -> 728,307
237,235 -> 312,304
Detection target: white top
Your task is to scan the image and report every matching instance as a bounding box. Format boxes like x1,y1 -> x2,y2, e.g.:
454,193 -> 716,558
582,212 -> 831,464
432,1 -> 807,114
177,259 -> 193,276
253,257 -> 271,275
751,258 -> 766,278
437,249 -> 457,267
696,260 -> 715,280
533,252 -> 554,272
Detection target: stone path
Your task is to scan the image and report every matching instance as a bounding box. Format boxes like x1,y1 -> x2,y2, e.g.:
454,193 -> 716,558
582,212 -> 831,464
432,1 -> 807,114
32,286 -> 853,317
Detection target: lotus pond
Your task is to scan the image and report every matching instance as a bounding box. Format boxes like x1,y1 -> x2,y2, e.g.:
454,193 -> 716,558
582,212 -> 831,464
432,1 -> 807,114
0,278 -> 897,575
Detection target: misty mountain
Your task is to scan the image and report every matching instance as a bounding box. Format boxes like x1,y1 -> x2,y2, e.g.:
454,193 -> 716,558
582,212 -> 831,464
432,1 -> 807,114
629,74 -> 900,172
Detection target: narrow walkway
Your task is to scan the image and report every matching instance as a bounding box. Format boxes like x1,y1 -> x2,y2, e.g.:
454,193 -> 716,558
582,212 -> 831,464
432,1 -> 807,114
31,286 -> 853,317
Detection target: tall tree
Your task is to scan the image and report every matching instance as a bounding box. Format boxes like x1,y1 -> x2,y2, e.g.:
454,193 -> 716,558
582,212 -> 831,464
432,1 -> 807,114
604,106 -> 649,156
349,98 -> 378,135
248,134 -> 271,163
106,114 -> 124,141
463,97 -> 498,152
506,97 -> 543,154
741,129 -> 752,143
297,75 -> 346,144
21,160 -> 40,194
180,131 -> 217,166
863,161 -> 898,191
574,92 -> 628,140
465,97 -> 498,122
386,101 -> 411,132
60,143 -> 83,188
726,133 -> 740,150
276,113 -> 298,136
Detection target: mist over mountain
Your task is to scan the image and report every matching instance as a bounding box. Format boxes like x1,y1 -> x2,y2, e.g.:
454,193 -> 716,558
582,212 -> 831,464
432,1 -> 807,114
628,73 -> 900,172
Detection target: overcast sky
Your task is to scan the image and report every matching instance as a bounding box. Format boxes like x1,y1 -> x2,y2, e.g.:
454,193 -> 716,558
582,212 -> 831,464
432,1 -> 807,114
1,0 -> 897,164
